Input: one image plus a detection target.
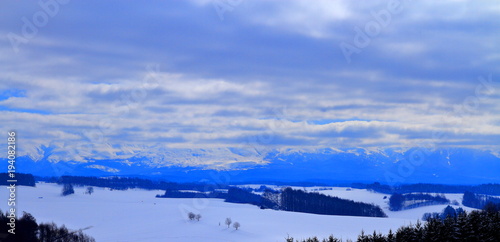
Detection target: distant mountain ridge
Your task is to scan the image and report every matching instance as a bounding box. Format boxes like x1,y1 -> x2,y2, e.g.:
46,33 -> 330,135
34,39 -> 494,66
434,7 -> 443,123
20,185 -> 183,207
3,145 -> 500,185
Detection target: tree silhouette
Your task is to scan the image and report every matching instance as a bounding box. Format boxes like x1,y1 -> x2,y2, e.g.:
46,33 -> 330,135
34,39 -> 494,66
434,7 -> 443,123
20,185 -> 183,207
389,193 -> 404,211
62,184 -> 75,196
225,217 -> 232,228
86,187 -> 94,195
0,210 -> 95,241
233,221 -> 240,230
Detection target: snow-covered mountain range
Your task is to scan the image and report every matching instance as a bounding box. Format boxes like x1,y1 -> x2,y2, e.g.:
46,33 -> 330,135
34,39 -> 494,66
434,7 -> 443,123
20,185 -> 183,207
4,145 -> 500,185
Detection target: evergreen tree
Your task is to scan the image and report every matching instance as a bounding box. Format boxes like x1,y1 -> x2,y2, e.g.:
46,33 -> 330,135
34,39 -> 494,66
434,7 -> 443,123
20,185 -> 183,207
16,212 -> 38,242
484,202 -> 500,214
386,229 -> 395,242
441,205 -> 457,219
357,230 -> 369,242
455,211 -> 472,241
413,220 -> 424,240
0,210 -> 95,241
395,225 -> 415,241
423,217 -> 442,241
294,207 -> 500,242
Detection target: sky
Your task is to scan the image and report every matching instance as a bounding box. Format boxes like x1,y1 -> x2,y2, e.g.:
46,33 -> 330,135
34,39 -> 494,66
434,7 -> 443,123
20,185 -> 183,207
0,0 -> 499,161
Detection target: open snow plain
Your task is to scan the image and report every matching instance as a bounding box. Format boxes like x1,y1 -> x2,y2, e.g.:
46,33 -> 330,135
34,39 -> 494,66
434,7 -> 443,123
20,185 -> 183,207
0,183 -> 475,241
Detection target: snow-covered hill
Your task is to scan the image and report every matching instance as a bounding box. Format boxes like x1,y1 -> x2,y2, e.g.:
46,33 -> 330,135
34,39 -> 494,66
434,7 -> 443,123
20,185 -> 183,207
0,183 -> 476,241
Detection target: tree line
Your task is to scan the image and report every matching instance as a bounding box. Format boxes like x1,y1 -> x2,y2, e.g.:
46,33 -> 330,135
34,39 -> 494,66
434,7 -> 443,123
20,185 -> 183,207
281,188 -> 387,217
0,210 -> 94,242
355,182 -> 500,196
225,187 -> 278,209
422,205 -> 466,221
462,191 -> 500,209
0,173 -> 35,186
158,186 -> 386,217
156,186 -> 278,209
389,193 -> 449,211
156,189 -> 227,199
43,175 -> 229,191
286,205 -> 500,241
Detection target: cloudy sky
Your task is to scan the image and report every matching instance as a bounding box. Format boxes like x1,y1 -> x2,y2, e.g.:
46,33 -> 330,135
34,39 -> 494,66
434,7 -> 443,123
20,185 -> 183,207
0,0 -> 499,159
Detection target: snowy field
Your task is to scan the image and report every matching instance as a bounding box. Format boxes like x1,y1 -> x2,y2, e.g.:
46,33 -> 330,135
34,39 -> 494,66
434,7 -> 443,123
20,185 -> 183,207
0,183 -> 475,242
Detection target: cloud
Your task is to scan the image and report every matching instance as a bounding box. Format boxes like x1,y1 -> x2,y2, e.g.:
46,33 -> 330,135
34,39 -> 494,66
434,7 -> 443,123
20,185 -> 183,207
0,0 -> 499,162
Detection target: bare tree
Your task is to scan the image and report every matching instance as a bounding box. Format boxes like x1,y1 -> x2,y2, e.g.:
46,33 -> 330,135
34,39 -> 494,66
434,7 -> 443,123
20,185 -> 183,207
195,214 -> 201,221
233,221 -> 240,230
86,187 -> 94,195
188,212 -> 195,220
225,217 -> 232,228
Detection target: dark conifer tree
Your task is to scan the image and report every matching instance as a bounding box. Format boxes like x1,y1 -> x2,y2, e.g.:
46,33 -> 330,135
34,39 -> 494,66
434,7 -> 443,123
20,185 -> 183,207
441,205 -> 457,219
386,229 -> 395,242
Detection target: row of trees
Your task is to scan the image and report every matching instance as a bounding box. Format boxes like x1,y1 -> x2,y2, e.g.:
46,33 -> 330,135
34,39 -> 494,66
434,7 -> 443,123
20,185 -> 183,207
286,206 -> 500,241
156,189 -> 227,199
159,187 -> 279,209
39,176 -> 500,196
187,212 -> 202,221
49,175 -> 229,192
186,212 -> 240,230
0,173 -> 36,186
0,210 -> 94,242
462,191 -> 500,209
389,193 -> 449,211
168,187 -> 386,217
422,205 -> 466,221
61,184 -> 94,196
281,188 -> 387,217
225,187 -> 278,209
357,182 -> 500,196
225,217 -> 240,230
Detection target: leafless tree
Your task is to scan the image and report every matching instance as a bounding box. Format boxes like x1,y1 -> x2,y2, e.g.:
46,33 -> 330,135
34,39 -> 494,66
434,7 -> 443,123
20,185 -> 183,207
233,222 -> 240,230
195,214 -> 201,221
225,217 -> 232,228
86,187 -> 94,195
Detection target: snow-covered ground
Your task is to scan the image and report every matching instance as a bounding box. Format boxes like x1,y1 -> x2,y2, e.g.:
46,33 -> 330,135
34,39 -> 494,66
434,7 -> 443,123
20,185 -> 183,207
0,183 -> 476,242
240,185 -> 475,218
